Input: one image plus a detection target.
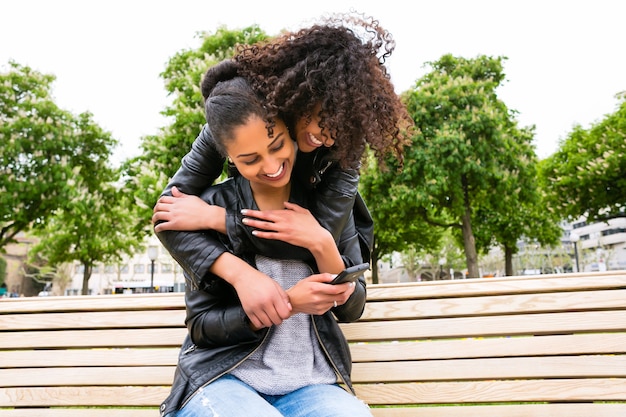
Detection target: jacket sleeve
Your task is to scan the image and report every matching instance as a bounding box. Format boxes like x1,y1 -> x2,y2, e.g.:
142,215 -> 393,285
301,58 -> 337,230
331,210 -> 367,323
310,165 -> 374,264
184,273 -> 265,348
162,124 -> 225,196
156,125 -> 229,285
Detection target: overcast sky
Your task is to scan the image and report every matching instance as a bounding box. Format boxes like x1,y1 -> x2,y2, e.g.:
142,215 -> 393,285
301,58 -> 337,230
2,0 -> 624,163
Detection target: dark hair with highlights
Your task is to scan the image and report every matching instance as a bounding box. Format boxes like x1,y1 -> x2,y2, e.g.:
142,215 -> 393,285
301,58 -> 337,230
232,12 -> 414,170
202,60 -> 275,157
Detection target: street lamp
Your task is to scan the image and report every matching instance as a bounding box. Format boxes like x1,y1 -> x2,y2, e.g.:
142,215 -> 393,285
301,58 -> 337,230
147,245 -> 158,293
570,232 -> 580,273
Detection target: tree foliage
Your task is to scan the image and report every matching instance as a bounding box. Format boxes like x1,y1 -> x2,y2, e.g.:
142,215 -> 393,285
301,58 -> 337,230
360,152 -> 442,282
367,54 -> 557,277
2,61 -> 147,293
539,93 -> 626,222
122,25 -> 269,223
30,178 -> 144,295
0,62 -> 119,250
471,124 -> 562,275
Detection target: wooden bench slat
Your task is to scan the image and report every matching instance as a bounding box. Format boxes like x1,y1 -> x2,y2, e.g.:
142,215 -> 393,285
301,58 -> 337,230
0,328 -> 187,349
355,378 -> 626,404
0,348 -> 180,368
0,410 -> 158,417
7,356 -> 623,388
0,293 -> 184,314
1,403 -> 625,417
1,367 -> 176,387
366,273 -> 626,301
351,355 -> 626,382
0,310 -> 186,331
349,333 -> 626,361
341,310 -> 626,341
369,403 -> 626,417
361,289 -> 626,320
0,386 -> 170,407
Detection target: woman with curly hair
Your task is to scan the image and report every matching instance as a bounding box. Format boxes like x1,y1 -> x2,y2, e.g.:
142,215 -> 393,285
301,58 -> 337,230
233,12 -> 409,171
153,11 -> 412,341
160,63 -> 372,417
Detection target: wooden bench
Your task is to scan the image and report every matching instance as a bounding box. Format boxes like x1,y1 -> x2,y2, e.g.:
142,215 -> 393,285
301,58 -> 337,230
2,270 -> 626,416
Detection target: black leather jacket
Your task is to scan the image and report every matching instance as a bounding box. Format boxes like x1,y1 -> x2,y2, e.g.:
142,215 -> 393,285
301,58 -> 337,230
157,124 -> 374,288
159,174 -> 367,416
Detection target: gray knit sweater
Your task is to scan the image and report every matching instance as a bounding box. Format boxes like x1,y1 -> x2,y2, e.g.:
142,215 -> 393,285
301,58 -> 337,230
230,255 -> 337,394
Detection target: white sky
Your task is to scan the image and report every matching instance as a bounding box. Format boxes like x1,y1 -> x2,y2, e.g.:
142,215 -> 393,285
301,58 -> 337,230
2,0 -> 624,164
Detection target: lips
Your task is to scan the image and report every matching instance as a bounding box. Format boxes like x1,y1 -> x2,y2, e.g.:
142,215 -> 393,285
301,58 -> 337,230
307,133 -> 323,147
264,162 -> 285,179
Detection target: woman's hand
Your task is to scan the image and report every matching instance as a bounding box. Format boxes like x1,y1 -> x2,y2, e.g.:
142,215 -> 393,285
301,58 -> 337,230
242,201 -> 344,274
241,202 -> 327,249
231,270 -> 293,330
153,186 -> 226,233
286,273 -> 356,316
211,253 -> 292,330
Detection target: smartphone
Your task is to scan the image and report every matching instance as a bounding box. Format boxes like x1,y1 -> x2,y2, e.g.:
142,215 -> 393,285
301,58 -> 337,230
328,263 -> 370,285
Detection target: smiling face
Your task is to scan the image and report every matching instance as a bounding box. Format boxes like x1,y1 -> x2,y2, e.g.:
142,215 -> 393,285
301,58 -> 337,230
225,115 -> 295,195
293,103 -> 336,153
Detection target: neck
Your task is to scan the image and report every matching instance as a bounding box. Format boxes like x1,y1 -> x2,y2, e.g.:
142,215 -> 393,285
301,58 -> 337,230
250,182 -> 291,210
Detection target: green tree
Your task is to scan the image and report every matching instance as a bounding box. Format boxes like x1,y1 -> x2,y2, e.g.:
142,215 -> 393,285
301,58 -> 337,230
360,153 -> 442,283
122,26 -> 269,221
374,54 -> 545,278
471,125 -> 562,275
539,93 -> 626,222
1,62 -> 116,249
30,179 -> 144,295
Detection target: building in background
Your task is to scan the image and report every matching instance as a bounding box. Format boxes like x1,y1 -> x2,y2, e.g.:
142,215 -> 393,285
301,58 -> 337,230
6,215 -> 625,297
570,214 -> 626,272
66,235 -> 184,295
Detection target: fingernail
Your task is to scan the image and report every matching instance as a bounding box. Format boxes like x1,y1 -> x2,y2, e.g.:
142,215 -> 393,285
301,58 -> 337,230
241,209 -> 248,215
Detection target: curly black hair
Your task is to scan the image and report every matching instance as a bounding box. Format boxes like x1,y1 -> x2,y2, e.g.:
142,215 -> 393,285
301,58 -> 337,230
232,12 -> 414,170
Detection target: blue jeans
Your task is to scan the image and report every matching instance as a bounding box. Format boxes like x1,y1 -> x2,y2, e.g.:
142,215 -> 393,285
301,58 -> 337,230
168,374 -> 372,417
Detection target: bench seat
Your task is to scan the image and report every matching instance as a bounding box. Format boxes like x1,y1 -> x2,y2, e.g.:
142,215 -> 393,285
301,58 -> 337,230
2,270 -> 625,416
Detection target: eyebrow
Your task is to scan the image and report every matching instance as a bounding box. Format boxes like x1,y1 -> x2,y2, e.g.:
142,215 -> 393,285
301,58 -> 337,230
235,131 -> 285,158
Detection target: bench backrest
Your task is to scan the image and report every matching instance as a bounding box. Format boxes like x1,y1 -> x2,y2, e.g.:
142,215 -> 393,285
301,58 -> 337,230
2,271 -> 626,416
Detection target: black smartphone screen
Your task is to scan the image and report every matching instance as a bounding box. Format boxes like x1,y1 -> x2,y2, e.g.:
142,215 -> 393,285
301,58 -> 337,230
329,263 -> 370,285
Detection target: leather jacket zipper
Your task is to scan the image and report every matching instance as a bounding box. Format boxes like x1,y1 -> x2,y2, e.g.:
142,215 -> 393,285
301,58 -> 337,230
177,328 -> 273,410
311,316 -> 356,395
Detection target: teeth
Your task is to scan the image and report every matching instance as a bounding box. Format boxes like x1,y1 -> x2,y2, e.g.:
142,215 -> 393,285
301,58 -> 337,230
309,133 -> 323,146
266,163 -> 284,178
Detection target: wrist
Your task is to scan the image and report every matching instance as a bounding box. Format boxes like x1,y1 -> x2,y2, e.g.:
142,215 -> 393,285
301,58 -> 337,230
206,205 -> 227,233
308,229 -> 334,257
211,253 -> 258,287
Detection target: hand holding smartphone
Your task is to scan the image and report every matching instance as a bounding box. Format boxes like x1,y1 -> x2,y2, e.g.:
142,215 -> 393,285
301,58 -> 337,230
328,263 -> 370,285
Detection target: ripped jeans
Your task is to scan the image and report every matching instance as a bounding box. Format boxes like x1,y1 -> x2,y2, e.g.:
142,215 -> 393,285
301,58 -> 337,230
166,374 -> 373,417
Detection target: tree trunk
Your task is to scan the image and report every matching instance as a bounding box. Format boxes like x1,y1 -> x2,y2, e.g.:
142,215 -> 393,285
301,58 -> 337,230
371,240 -> 379,284
81,263 -> 92,295
461,208 -> 479,278
504,245 -> 514,276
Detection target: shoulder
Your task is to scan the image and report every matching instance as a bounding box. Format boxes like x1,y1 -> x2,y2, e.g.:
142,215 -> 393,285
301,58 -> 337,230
198,177 -> 237,204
